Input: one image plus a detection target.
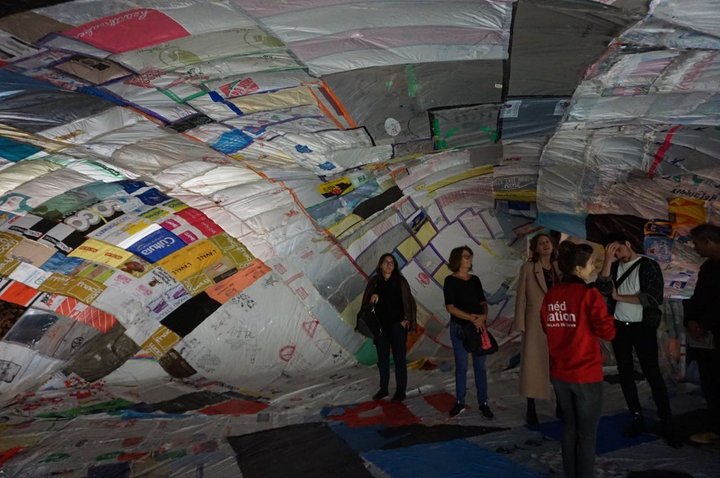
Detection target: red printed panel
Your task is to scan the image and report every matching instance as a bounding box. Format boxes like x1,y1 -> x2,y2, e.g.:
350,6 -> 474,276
63,9 -> 190,54
327,401 -> 420,428
423,392 -> 457,413
219,78 -> 259,98
0,282 -> 40,307
75,304 -> 117,333
200,399 -> 268,416
54,296 -> 117,333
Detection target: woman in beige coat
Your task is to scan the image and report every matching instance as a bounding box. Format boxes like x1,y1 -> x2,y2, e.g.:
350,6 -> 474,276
515,233 -> 559,425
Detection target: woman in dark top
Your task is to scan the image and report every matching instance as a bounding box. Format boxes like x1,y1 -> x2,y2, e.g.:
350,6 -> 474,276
443,246 -> 494,418
362,253 -> 417,401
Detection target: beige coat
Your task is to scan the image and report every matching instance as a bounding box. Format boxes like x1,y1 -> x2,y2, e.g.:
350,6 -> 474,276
514,261 -> 558,399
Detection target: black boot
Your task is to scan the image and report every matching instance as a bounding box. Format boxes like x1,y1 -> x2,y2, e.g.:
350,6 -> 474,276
526,398 -> 539,426
372,389 -> 388,400
622,412 -> 644,437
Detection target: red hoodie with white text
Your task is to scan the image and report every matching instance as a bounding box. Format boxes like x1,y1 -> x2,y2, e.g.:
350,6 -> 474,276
541,279 -> 616,383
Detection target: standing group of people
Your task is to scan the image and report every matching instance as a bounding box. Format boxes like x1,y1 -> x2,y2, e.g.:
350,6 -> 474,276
508,223 -> 717,477
361,223 -> 719,478
361,247 -> 494,419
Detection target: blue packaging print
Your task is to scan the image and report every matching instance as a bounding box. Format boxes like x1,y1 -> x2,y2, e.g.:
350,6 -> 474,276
127,228 -> 184,263
644,235 -> 673,263
136,188 -> 170,206
318,161 -> 336,171
212,129 -> 253,154
295,144 -> 312,153
0,137 -> 42,162
644,219 -> 673,237
116,180 -> 147,194
41,253 -> 85,275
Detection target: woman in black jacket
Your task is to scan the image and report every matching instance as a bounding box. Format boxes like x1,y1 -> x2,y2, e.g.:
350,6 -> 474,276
362,253 -> 417,401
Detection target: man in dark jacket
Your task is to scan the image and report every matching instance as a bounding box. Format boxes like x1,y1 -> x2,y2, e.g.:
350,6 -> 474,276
597,232 -> 678,447
685,223 -> 720,444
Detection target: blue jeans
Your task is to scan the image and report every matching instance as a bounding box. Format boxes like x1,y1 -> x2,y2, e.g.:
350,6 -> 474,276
552,379 -> 603,478
375,322 -> 408,393
449,321 -> 488,405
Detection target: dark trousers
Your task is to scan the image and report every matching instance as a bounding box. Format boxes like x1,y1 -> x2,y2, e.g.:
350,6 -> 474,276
612,320 -> 671,419
375,322 -> 408,394
695,347 -> 720,433
552,379 -> 603,478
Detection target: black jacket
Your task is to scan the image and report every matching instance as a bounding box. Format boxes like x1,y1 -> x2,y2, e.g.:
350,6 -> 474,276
684,259 -> 720,348
362,274 -> 418,331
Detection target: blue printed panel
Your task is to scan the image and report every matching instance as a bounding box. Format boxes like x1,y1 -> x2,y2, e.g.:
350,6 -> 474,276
0,137 -> 42,162
135,188 -> 170,206
535,413 -> 659,455
363,439 -> 543,478
211,129 -> 253,154
126,228 -> 184,263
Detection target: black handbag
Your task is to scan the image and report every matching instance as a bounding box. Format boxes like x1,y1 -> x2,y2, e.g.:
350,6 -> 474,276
356,304 -> 382,339
478,328 -> 499,355
459,321 -> 498,355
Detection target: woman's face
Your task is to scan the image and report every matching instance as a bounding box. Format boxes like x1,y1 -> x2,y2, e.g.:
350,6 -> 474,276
460,251 -> 473,271
535,236 -> 554,256
380,256 -> 395,276
575,255 -> 595,282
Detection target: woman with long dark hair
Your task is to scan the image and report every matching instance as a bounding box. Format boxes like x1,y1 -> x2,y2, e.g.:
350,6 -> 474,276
444,245 -> 494,419
541,241 -> 615,478
362,253 -> 417,401
515,233 -> 559,425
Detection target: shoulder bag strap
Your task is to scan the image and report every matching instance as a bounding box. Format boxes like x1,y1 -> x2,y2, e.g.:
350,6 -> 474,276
614,258 -> 643,289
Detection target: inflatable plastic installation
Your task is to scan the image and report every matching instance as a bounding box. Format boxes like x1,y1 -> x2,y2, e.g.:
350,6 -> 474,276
0,0 -> 718,475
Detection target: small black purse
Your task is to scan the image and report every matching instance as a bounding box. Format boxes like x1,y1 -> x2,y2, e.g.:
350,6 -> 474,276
356,304 -> 383,339
460,321 -> 498,355
478,328 -> 499,355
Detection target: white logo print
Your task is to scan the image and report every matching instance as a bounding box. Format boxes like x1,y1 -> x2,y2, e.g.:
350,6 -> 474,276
141,237 -> 176,256
546,301 -> 577,327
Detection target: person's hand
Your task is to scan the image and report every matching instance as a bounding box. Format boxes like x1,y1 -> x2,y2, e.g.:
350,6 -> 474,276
472,314 -> 487,332
370,294 -> 379,304
604,243 -> 619,264
401,320 -> 410,330
611,287 -> 619,301
686,319 -> 706,340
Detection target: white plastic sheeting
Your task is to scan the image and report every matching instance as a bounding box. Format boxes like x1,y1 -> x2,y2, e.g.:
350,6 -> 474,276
239,0 -> 514,75
0,0 -> 717,474
537,0 -> 720,299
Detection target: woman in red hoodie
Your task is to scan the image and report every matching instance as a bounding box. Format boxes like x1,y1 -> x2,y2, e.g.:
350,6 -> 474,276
541,241 -> 615,478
